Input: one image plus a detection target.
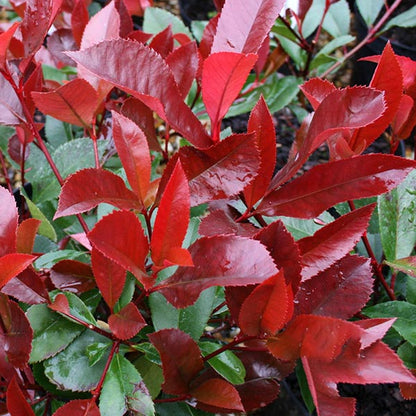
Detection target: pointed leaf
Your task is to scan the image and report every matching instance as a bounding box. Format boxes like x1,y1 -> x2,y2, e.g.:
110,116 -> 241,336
71,0 -> 89,47
298,204 -> 375,279
212,0 -> 285,54
108,302 -> 147,340
385,256 -> 416,278
54,168 -> 142,219
87,210 -> 150,288
16,218 -> 40,254
148,328 -> 204,395
148,25 -> 174,58
112,111 -> 151,203
151,161 -> 191,268
50,260 -> 96,294
6,377 -> 35,416
0,253 -> 35,288
257,154 -> 416,218
0,23 -> 19,69
32,79 -> 98,128
67,39 -> 212,148
294,255 -> 373,319
300,78 -> 337,110
180,133 -> 260,206
156,235 -> 278,308
0,73 -> 25,125
202,52 -> 257,139
0,186 -> 18,256
53,399 -> 100,416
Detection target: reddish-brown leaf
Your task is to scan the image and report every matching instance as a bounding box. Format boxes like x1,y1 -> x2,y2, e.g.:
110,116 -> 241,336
151,161 -> 191,269
257,154 -> 416,218
0,23 -> 19,69
0,186 -> 18,256
149,25 -> 174,58
211,0 -> 285,54
156,235 -> 278,308
0,253 -> 35,288
67,39 -> 212,148
6,377 -> 35,416
400,369 -> 416,400
202,52 -> 257,140
298,204 -> 375,280
148,328 -> 204,395
300,78 -> 337,110
112,111 -> 151,203
294,255 -> 373,319
108,302 -> 147,340
71,0 -> 89,47
239,271 -> 292,336
199,14 -> 219,59
52,399 -> 100,416
49,293 -> 71,315
16,218 -> 40,254
243,96 -> 276,208
0,73 -> 25,126
54,168 -> 142,219
32,79 -> 98,128
87,210 -> 150,288
179,133 -> 260,206
50,260 -> 96,294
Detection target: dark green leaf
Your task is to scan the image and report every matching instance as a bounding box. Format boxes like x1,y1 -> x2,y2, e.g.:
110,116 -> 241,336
398,342 -> 416,369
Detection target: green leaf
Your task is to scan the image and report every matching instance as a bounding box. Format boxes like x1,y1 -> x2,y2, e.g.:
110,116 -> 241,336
51,292 -> 97,326
100,353 -> 155,416
42,64 -> 68,82
302,0 -> 325,38
406,275 -> 416,305
323,0 -> 351,37
398,341 -> 416,369
199,341 -> 246,385
34,250 -> 89,269
133,355 -> 163,399
27,304 -> 84,363
271,18 -> 300,43
156,402 -> 211,416
385,257 -> 416,279
315,35 -> 355,57
190,20 -> 207,42
356,0 -> 384,27
143,7 -> 192,38
276,36 -> 307,70
44,330 -> 111,391
86,341 -> 112,366
296,361 -> 315,414
378,170 -> 416,261
44,116 -> 70,150
382,5 -> 416,32
134,343 -> 161,365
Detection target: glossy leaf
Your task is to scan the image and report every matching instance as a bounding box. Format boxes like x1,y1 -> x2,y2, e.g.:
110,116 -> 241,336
0,186 -> 18,256
257,154 -> 416,218
87,210 -> 150,288
67,39 -> 212,148
53,399 -> 100,416
294,255 -> 373,319
148,328 -> 204,395
300,78 -> 337,111
179,133 -> 260,206
149,25 -> 174,58
16,218 -> 40,254
32,79 -> 98,128
108,302 -> 147,340
0,253 -> 36,288
385,256 -> 416,278
298,204 -> 374,279
71,0 -> 90,47
151,161 -> 191,269
54,168 -> 142,219
212,0 -> 285,54
0,23 -> 19,69
156,235 -> 278,308
112,111 -> 151,203
50,260 -> 96,294
202,52 -> 257,140
0,73 -> 26,125
6,377 -> 35,416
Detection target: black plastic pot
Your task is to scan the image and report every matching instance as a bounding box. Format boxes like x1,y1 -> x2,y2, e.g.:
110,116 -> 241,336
178,0 -> 216,27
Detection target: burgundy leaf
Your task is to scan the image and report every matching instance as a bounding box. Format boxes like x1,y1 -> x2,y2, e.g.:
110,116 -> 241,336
108,302 -> 147,340
114,0 -> 133,37
294,255 -> 373,319
112,111 -> 151,203
202,52 -> 257,140
0,23 -> 19,69
179,133 -> 260,206
16,218 -> 40,254
6,377 -> 35,416
0,253 -> 35,288
149,25 -> 174,58
46,28 -> 78,67
49,293 -> 71,315
87,210 -> 150,288
32,79 -> 98,128
67,39 -> 212,148
151,161 -> 192,269
71,0 -> 89,47
156,235 -> 278,308
50,260 -> 96,294
0,73 -> 25,125
225,285 -> 257,324
148,328 -> 204,395
300,78 -> 337,110
0,186 -> 18,256
257,154 -> 416,218
236,379 -> 280,412
52,399 -> 100,416
199,14 -> 219,59
54,168 -> 142,219
212,0 -> 285,54
298,204 -> 375,280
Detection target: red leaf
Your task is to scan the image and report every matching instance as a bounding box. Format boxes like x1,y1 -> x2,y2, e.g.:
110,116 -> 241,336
0,253 -> 35,288
298,204 -> 375,280
148,328 -> 204,395
32,79 -> 98,128
0,73 -> 25,125
6,377 -> 35,416
243,96 -> 276,208
114,0 -> 134,36
0,186 -> 18,256
166,41 -> 199,98
257,154 -> 416,218
54,168 -> 142,219
71,0 -> 89,47
0,23 -> 19,69
16,218 -> 40,254
49,293 -> 71,315
191,378 -> 244,412
239,271 -> 292,336
151,161 -> 191,269
91,248 -> 125,310
108,302 -> 147,340
199,14 -> 219,59
50,260 -> 96,294
202,52 -> 257,140
400,369 -> 416,400
0,296 -> 33,368
148,25 -> 174,58
47,28 -> 78,67
236,379 -> 280,412
392,94 -> 415,139
112,111 -> 151,203
67,39 -> 212,148
156,235 -> 278,308
211,0 -> 285,54
52,399 -> 100,416
300,78 -> 337,110
294,255 -> 373,319
87,210 -> 150,288
179,133 -> 260,206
